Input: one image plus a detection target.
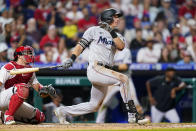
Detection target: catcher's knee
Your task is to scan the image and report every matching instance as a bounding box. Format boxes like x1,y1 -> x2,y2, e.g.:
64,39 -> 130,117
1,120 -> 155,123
34,108 -> 45,124
14,83 -> 29,99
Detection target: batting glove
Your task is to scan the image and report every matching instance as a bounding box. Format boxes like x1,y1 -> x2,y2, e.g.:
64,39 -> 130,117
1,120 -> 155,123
99,22 -> 117,38
62,58 -> 73,69
99,22 -> 112,32
39,84 -> 56,98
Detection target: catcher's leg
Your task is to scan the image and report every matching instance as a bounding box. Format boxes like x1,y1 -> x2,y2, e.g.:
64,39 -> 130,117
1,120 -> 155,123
14,102 -> 45,124
4,83 -> 29,125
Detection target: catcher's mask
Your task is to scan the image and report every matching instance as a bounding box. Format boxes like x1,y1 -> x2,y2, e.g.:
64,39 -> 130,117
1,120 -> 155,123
14,46 -> 35,64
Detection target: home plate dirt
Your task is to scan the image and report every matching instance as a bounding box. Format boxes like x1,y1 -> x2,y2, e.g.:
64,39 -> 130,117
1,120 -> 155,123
0,123 -> 196,131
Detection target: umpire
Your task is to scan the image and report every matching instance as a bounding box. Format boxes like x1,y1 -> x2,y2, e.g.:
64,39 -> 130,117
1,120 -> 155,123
146,67 -> 186,123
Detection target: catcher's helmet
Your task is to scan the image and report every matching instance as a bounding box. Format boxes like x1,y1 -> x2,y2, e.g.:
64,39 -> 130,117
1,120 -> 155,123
14,45 -> 35,63
100,8 -> 123,24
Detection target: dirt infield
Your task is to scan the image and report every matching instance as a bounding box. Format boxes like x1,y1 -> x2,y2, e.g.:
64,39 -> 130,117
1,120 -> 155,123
0,123 -> 196,131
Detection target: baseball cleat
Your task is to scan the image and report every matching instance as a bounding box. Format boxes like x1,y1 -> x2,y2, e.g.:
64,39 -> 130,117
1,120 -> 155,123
54,107 -> 69,124
128,113 -> 136,123
4,114 -> 15,125
136,114 -> 151,125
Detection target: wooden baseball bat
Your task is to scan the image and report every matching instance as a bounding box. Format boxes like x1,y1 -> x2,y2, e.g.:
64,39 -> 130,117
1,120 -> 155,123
10,65 -> 64,75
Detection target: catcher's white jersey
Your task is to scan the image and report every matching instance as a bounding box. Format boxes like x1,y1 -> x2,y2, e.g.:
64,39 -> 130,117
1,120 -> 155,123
82,26 -> 116,66
0,62 -> 39,92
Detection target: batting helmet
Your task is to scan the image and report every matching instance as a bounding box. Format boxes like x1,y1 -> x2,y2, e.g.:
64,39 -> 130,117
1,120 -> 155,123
14,46 -> 35,63
100,8 -> 123,24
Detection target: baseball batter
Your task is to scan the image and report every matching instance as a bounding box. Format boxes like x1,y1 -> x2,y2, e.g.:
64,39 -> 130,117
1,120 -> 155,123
0,46 -> 56,125
96,32 -> 145,123
55,8 -> 149,124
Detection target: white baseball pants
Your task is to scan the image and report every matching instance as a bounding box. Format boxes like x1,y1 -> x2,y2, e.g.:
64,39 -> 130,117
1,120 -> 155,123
151,106 -> 180,123
60,63 -> 133,117
0,87 -> 37,122
96,77 -> 140,123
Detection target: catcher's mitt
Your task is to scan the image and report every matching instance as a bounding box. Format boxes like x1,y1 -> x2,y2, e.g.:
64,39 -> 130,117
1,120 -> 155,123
39,84 -> 56,98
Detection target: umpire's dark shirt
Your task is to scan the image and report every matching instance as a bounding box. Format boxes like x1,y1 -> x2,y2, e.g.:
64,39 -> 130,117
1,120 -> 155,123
149,75 -> 182,112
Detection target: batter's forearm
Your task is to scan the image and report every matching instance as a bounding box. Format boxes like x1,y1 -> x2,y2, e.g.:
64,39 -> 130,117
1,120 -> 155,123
72,44 -> 84,57
118,64 -> 128,71
113,64 -> 128,72
113,37 -> 125,50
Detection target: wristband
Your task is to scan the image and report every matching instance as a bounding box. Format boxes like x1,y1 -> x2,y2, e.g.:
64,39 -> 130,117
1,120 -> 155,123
71,54 -> 77,61
112,65 -> 119,71
110,30 -> 118,38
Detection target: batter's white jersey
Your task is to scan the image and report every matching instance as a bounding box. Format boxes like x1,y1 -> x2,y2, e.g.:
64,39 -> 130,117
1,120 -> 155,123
83,26 -> 116,66
58,26 -> 138,123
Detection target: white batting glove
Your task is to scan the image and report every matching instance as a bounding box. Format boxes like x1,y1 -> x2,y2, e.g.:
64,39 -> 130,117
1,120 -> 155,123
62,58 -> 73,69
99,21 -> 112,33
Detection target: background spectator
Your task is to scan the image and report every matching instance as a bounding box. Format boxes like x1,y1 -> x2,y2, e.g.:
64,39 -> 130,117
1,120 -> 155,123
159,0 -> 176,25
7,36 -> 18,61
187,37 -> 196,62
137,37 -> 161,63
160,35 -> 182,63
26,18 -> 42,54
177,50 -> 194,65
78,7 -> 97,34
66,2 -> 84,24
62,18 -> 78,49
178,0 -> 196,20
35,43 -> 60,64
0,42 -> 8,62
40,24 -> 59,50
130,28 -> 145,50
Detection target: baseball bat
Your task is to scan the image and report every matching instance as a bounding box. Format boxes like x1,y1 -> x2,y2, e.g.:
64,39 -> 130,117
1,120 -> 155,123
10,65 -> 64,75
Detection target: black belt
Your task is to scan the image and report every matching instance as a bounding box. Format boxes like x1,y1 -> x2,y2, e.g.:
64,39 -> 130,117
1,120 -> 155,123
97,62 -> 112,69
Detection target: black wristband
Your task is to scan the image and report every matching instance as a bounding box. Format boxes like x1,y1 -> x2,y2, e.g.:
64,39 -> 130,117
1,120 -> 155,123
110,30 -> 118,38
112,65 -> 119,71
71,54 -> 77,61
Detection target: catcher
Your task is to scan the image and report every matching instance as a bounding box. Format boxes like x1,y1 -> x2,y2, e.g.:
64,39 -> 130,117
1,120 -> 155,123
0,45 -> 56,125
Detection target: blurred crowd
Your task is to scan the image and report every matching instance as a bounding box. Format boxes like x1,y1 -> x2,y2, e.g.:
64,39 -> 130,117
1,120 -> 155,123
0,0 -> 196,64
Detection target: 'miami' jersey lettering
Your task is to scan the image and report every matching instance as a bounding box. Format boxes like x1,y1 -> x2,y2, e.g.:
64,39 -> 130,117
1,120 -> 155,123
97,36 -> 114,45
